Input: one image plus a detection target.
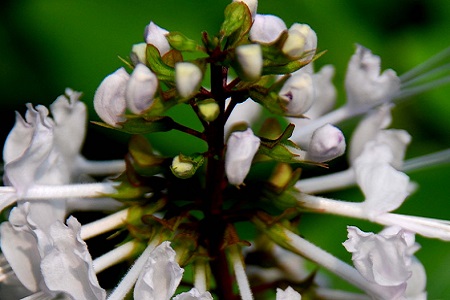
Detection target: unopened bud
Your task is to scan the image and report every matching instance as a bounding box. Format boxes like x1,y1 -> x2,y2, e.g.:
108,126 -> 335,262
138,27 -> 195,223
249,14 -> 287,43
225,128 -> 260,186
144,21 -> 170,56
94,68 -> 130,127
235,44 -> 263,81
306,124 -> 346,162
198,100 -> 220,122
175,62 -> 203,98
130,43 -> 147,65
278,73 -> 314,116
126,64 -> 158,114
286,23 -> 317,60
171,155 -> 194,179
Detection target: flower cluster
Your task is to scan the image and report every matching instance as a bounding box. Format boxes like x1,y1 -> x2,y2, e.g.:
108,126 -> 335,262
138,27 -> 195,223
1,0 -> 450,299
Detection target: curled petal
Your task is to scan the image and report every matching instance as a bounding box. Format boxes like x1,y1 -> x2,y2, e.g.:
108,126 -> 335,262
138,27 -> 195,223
343,226 -> 412,287
126,64 -> 158,114
144,21 -> 170,56
173,288 -> 214,300
134,241 -> 184,300
3,112 -> 34,164
94,68 -> 130,127
276,286 -> 301,300
225,128 -> 260,186
345,45 -> 400,108
250,14 -> 287,43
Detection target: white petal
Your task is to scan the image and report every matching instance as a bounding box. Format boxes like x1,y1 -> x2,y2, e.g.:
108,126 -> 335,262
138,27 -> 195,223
345,45 -> 400,108
276,286 -> 301,300
225,128 -> 260,186
93,68 -> 129,127
144,21 -> 170,56
173,288 -> 214,300
175,62 -> 203,98
278,73 -> 314,116
40,217 -> 106,300
250,14 -> 287,43
126,64 -> 158,114
134,241 -> 184,300
2,112 -> 34,164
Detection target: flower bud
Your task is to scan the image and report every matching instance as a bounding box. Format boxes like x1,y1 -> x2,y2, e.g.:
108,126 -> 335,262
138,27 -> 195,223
225,128 -> 260,186
305,124 -> 346,162
249,14 -> 287,43
144,21 -> 170,56
278,73 -> 314,116
171,155 -> 194,179
282,23 -> 317,59
198,100 -> 220,122
345,45 -> 400,108
130,42 -> 147,65
126,64 -> 158,114
233,0 -> 257,19
94,68 -> 130,127
235,44 -> 263,81
175,62 -> 203,98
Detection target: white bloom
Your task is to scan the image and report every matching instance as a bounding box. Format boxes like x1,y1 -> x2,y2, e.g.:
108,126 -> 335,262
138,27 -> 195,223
345,45 -> 401,109
134,241 -> 184,300
144,21 -> 170,56
276,286 -> 301,300
307,65 -> 336,118
94,67 -> 130,127
306,124 -> 346,163
0,204 -> 105,299
278,73 -> 314,116
235,44 -> 263,81
249,14 -> 287,43
224,99 -> 262,138
343,226 -> 423,299
175,62 -> 203,98
225,128 -> 260,186
233,0 -> 257,19
126,63 -> 159,114
354,142 -> 410,217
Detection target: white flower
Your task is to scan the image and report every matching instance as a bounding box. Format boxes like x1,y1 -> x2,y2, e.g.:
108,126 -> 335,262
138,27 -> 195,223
134,241 -> 184,300
235,44 -> 263,81
278,73 -> 314,117
0,204 -> 105,299
249,14 -> 287,43
144,21 -> 170,56
225,128 -> 260,186
94,67 -> 130,127
276,286 -> 301,300
175,62 -> 203,98
345,45 -> 401,109
172,288 -> 214,300
126,64 -> 159,114
305,124 -> 346,163
343,226 -> 424,299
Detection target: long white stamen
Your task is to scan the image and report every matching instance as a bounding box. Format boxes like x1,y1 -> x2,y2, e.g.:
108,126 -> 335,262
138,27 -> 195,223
395,75 -> 450,99
67,197 -> 123,213
229,244 -> 253,300
252,219 -> 393,299
194,258 -> 208,293
403,148 -> 450,172
400,63 -> 450,89
295,169 -> 355,194
399,47 -> 450,82
81,208 -> 130,240
75,157 -> 126,176
93,240 -> 137,274
107,239 -> 159,300
315,287 -> 371,300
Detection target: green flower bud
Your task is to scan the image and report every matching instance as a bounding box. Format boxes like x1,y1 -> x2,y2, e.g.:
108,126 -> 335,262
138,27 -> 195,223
198,100 -> 220,122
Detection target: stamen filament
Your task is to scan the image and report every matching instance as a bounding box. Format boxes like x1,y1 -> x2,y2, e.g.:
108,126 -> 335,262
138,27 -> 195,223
80,208 -> 130,240
75,157 -> 126,176
93,240 -> 138,274
229,244 -> 254,300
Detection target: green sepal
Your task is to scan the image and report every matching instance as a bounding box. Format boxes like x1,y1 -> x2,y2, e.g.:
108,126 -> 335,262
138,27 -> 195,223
248,84 -> 288,116
220,2 -> 252,48
146,45 -> 175,81
167,31 -> 205,52
128,135 -> 167,177
92,115 -> 176,134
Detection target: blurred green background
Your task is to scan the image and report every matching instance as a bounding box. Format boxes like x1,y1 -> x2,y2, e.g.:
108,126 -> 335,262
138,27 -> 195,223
1,0 -> 450,298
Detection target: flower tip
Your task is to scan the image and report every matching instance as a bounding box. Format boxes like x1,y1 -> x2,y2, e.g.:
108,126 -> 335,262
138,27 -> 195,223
306,124 -> 346,162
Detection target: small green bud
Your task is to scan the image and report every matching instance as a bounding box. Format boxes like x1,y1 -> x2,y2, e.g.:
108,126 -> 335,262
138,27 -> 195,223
170,154 -> 204,179
198,99 -> 220,122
